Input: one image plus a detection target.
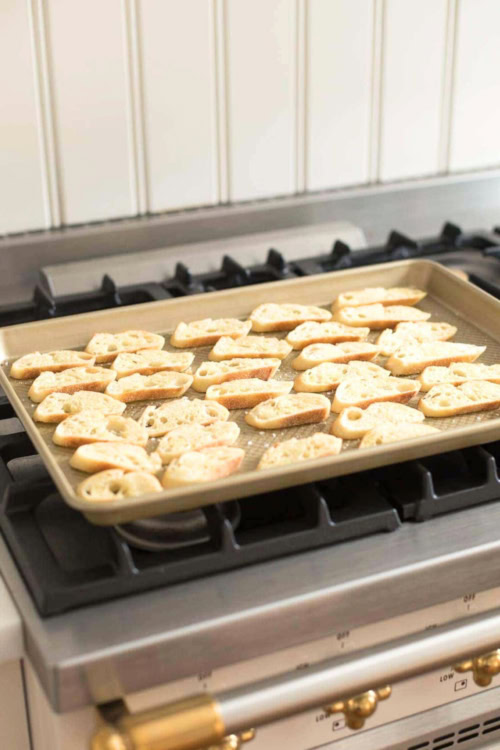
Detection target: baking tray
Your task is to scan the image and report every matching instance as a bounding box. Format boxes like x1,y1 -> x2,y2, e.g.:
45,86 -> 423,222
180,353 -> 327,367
1,259 -> 500,526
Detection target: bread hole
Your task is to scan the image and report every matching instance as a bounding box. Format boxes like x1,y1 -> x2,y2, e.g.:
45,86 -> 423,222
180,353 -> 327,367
347,409 -> 363,422
438,398 -> 451,407
108,483 -> 122,495
107,344 -> 118,352
396,382 -> 413,392
375,436 -> 384,445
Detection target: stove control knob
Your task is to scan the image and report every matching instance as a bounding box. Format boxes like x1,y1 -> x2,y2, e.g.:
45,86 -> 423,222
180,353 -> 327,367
207,728 -> 256,750
324,685 -> 392,730
455,649 -> 500,687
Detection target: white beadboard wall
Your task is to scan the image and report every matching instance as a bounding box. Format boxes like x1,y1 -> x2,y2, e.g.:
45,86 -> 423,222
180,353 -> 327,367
1,0 -> 500,235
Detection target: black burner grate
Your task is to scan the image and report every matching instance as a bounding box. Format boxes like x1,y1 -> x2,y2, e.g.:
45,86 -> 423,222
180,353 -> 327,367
1,222 -> 500,615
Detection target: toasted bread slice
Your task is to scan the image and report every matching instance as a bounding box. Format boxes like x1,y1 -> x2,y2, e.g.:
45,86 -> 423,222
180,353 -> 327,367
138,397 -> 229,437
258,433 -> 342,470
53,412 -> 148,448
245,393 -> 330,429
193,358 -> 281,392
331,402 -> 424,439
386,342 -> 485,376
250,303 -> 331,332
418,381 -> 500,417
285,321 -> 370,349
359,423 -> 439,449
162,446 -> 244,488
294,361 -> 390,393
85,330 -> 165,363
332,377 -> 420,412
209,336 -> 292,361
105,371 -> 192,402
111,349 -> 194,378
292,342 -> 379,370
71,442 -> 162,474
155,421 -> 240,464
170,319 -> 251,348
205,378 -> 293,409
333,286 -> 426,311
376,322 -> 457,356
333,303 -> 430,329
33,391 -> 126,423
10,350 -> 95,379
418,362 -> 500,391
77,469 -> 162,502
28,366 -> 117,403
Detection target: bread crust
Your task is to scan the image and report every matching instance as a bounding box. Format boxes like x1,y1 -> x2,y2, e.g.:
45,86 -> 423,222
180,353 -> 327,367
250,303 -> 331,332
418,381 -> 500,417
170,319 -> 251,348
33,391 -> 126,423
291,342 -> 379,370
286,321 -> 369,349
77,469 -> 162,502
105,371 -> 192,402
10,350 -> 95,379
386,342 -> 485,376
193,358 -> 281,392
70,442 -> 162,474
333,304 -> 430,329
245,394 -> 331,429
53,412 -> 148,448
28,366 -> 117,402
205,379 -> 293,409
85,330 -> 165,363
332,377 -> 420,412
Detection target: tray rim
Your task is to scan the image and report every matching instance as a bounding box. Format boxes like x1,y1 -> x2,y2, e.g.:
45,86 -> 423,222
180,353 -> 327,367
1,258 -> 500,525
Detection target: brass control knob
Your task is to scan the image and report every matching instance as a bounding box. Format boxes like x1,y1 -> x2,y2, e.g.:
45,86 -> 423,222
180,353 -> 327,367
324,685 -> 392,730
455,649 -> 500,687
207,729 -> 256,750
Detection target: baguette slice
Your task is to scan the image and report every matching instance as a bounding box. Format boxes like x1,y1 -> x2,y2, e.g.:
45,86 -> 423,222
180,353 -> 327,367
111,349 -> 194,378
33,391 -> 126,423
332,377 -> 420,412
294,361 -> 390,393
386,342 -> 485,376
77,469 -> 162,502
10,350 -> 95,379
245,393 -> 330,429
333,286 -> 426,311
156,421 -> 240,464
86,330 -> 165,363
258,433 -> 342,470
286,321 -> 369,349
53,412 -> 148,448
162,446 -> 244,488
359,423 -> 439,449
193,358 -> 280,392
209,335 -> 292,361
418,362 -> 500,391
250,303 -> 331,332
71,442 -> 162,474
333,304 -> 430,329
331,402 -> 424,439
138,397 -> 229,437
171,318 -> 251,348
28,366 -> 117,403
376,322 -> 457,356
205,378 -> 293,409
292,342 -> 379,370
418,381 -> 500,417
105,371 -> 192,402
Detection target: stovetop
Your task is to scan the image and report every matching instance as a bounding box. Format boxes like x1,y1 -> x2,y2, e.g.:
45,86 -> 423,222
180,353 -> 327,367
1,222 -> 500,617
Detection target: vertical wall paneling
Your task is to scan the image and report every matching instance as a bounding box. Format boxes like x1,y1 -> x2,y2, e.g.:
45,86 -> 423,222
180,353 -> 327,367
295,0 -> 307,193
138,0 -> 219,212
214,0 -> 229,204
378,0 -> 448,182
45,0 -> 135,224
306,0 -> 374,192
225,0 -> 297,202
449,0 -> 500,172
437,0 -> 458,173
0,1 -> 47,233
368,0 -> 384,182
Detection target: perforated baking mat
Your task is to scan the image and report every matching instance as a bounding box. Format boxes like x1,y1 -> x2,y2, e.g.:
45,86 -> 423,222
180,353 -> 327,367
1,259 -> 499,525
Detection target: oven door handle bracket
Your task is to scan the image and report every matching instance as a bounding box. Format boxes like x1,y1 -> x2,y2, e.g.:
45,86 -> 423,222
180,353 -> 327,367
91,606 -> 500,750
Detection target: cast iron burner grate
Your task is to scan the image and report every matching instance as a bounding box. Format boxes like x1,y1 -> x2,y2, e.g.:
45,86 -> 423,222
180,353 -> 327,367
1,222 -> 500,616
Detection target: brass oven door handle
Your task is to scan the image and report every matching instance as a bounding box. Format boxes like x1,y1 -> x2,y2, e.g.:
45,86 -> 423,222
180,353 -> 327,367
92,605 -> 500,750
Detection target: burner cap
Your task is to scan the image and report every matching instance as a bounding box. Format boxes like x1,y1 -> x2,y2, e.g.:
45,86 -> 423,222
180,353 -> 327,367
114,503 -> 240,551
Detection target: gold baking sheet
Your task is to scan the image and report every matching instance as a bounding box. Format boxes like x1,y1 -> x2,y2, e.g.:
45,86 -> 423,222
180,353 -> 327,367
1,260 -> 500,525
